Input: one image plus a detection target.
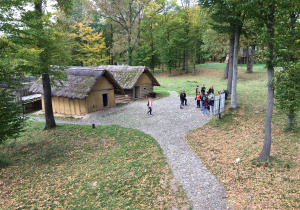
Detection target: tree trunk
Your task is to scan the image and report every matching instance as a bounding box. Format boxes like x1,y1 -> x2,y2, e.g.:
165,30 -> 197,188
35,1 -> 56,130
182,50 -> 185,70
227,32 -> 234,93
150,22 -> 155,73
185,47 -> 188,73
224,61 -> 229,79
250,45 -> 255,72
128,1 -> 133,66
258,3 -> 275,161
230,24 -> 242,109
110,24 -> 114,65
287,110 -> 295,130
224,37 -> 231,79
247,45 -> 254,73
246,46 -> 250,69
42,73 -> 56,130
193,26 -> 198,75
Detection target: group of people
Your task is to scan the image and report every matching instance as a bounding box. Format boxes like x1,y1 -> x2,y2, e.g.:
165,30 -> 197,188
147,84 -> 228,115
194,84 -> 215,115
180,84 -> 229,115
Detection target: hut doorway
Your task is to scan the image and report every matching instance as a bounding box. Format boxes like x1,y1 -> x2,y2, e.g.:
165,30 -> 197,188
135,86 -> 140,98
102,93 -> 108,107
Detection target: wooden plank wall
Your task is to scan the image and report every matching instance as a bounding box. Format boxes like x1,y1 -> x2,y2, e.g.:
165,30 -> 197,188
115,94 -> 132,103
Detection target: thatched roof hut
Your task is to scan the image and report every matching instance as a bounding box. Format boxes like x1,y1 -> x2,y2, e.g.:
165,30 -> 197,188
29,67 -> 124,99
102,65 -> 160,89
29,67 -> 124,115
101,65 -> 160,102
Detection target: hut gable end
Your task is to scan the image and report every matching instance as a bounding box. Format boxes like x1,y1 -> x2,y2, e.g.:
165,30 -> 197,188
136,73 -> 152,85
92,76 -> 114,91
103,65 -> 160,89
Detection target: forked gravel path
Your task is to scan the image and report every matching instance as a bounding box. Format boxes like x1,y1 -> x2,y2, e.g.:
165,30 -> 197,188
42,91 -> 228,209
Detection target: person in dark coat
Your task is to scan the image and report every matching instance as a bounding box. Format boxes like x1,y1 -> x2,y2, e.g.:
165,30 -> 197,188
180,91 -> 185,109
200,93 -> 204,110
196,85 -> 199,96
201,84 -> 206,95
183,91 -> 187,106
208,86 -> 214,94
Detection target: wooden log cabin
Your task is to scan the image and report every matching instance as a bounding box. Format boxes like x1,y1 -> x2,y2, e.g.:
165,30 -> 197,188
29,67 -> 124,116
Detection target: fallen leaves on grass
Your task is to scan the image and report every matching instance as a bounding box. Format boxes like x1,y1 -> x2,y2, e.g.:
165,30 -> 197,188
0,123 -> 191,209
186,105 -> 299,209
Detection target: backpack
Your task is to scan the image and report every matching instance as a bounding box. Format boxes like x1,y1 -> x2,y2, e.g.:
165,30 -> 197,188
204,101 -> 208,107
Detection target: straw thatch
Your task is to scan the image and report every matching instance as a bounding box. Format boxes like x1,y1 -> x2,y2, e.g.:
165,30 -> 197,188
102,65 -> 160,89
29,67 -> 124,100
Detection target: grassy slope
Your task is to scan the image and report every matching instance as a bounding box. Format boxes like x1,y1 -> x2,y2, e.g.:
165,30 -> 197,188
155,63 -> 299,209
0,122 -> 191,209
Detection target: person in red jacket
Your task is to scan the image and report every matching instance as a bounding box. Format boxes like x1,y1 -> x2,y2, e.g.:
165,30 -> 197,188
147,98 -> 153,115
196,92 -> 201,108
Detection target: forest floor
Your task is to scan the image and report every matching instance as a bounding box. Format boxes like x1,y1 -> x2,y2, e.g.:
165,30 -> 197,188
154,63 -> 300,209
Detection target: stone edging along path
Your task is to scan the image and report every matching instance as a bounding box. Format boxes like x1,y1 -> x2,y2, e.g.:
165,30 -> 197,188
44,91 -> 228,209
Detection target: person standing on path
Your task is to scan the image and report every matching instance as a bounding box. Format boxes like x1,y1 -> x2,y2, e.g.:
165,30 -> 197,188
209,93 -> 214,115
203,96 -> 208,115
201,84 -> 206,95
196,92 -> 201,108
180,91 -> 185,109
183,91 -> 187,106
200,93 -> 204,110
147,98 -> 153,115
208,86 -> 214,94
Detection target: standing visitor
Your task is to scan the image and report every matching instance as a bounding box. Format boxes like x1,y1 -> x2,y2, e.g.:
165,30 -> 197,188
196,92 -> 201,108
200,93 -> 204,110
208,86 -> 214,94
147,98 -> 153,115
196,85 -> 199,96
201,84 -> 206,95
203,96 -> 208,115
210,93 -> 214,115
183,91 -> 187,106
180,91 -> 185,109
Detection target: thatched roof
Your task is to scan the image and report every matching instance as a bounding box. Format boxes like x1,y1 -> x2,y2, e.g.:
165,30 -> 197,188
29,67 -> 124,100
101,65 -> 160,89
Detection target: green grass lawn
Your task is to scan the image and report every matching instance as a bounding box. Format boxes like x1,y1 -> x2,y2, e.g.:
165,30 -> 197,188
152,62 -> 299,209
0,122 -> 190,209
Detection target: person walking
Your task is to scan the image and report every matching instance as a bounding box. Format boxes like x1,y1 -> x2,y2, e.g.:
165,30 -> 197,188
180,91 -> 185,109
196,92 -> 201,108
202,96 -> 208,115
147,98 -> 153,115
196,85 -> 199,96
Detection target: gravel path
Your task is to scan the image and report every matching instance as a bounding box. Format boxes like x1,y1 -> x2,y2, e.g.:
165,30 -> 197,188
38,91 -> 228,209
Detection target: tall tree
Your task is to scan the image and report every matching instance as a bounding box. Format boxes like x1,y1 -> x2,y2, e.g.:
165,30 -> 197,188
258,0 -> 275,161
274,1 -> 300,131
0,37 -> 25,145
8,0 -> 73,130
70,19 -> 109,66
95,0 -> 150,66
